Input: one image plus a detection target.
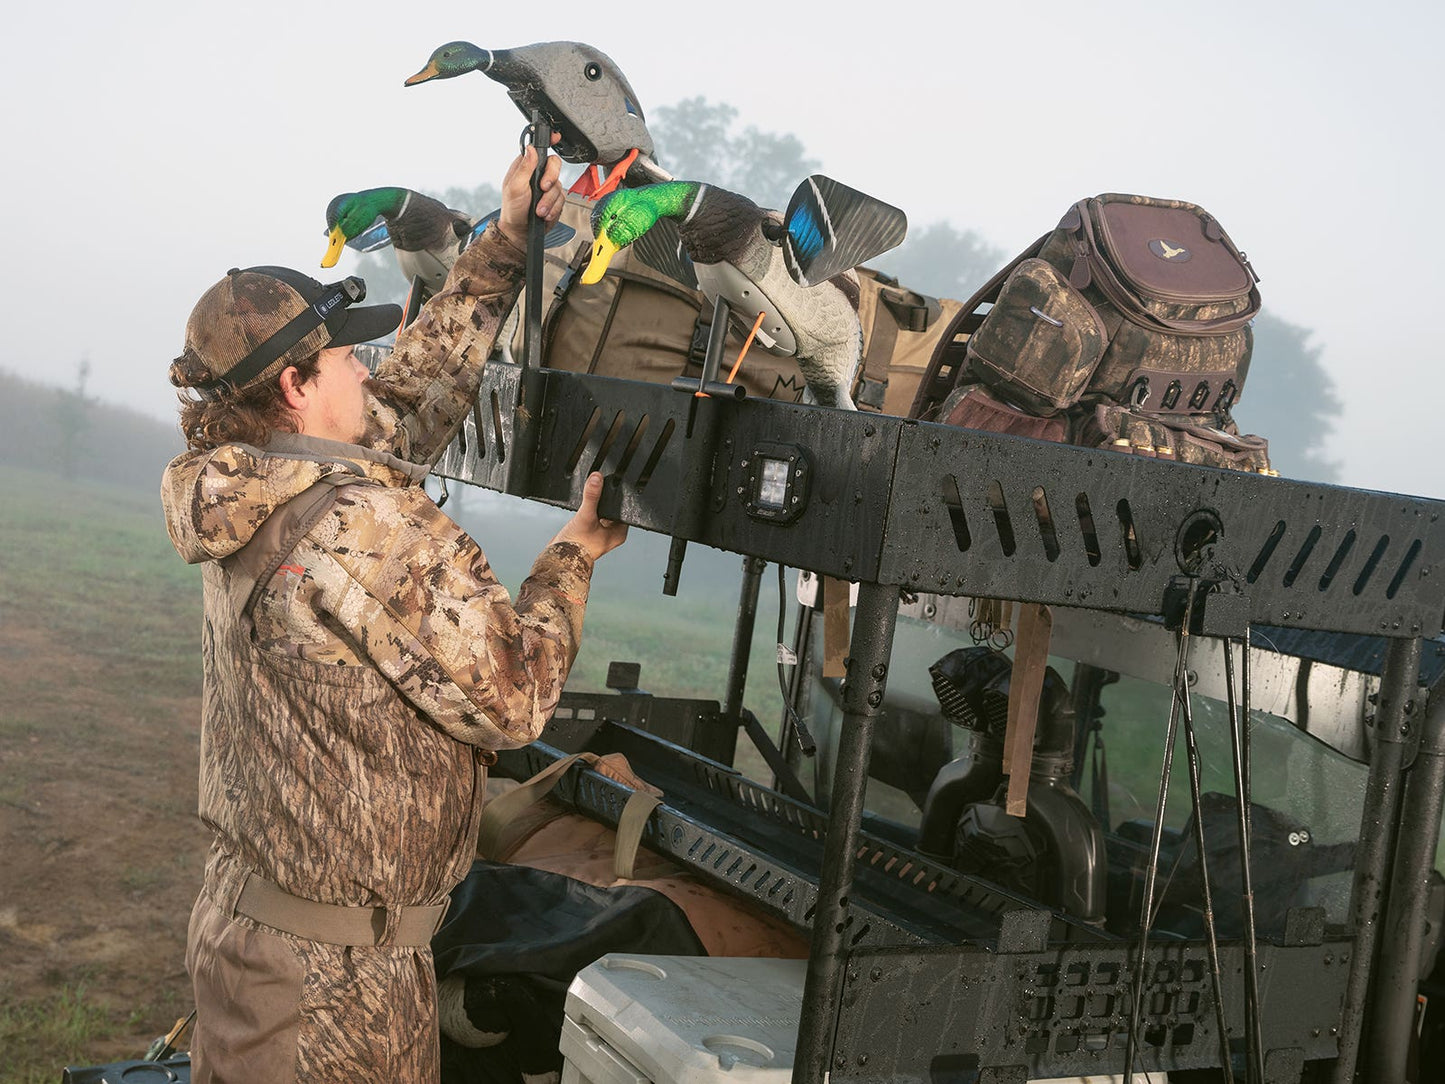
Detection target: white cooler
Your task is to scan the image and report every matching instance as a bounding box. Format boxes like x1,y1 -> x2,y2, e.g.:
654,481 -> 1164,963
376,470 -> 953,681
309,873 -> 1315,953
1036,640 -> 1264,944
561,955 -> 805,1084
561,953 -> 1163,1084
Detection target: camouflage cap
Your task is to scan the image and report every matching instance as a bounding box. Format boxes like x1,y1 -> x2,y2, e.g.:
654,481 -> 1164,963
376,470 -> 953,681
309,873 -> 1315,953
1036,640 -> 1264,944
174,266 -> 402,399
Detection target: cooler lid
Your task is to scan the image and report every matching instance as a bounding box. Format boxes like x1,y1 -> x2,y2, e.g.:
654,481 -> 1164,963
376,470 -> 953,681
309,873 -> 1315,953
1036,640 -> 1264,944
564,955 -> 806,1083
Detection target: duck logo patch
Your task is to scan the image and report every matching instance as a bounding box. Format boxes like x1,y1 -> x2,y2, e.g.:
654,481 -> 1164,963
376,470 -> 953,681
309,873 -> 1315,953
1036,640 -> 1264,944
1150,239 -> 1191,262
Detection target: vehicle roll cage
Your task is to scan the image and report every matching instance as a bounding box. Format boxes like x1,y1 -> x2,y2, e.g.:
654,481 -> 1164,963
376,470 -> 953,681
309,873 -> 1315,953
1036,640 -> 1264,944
432,349 -> 1445,1083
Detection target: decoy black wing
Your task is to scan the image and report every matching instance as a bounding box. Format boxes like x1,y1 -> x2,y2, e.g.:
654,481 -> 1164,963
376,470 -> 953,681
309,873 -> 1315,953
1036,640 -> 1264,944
629,217 -> 699,291
781,175 -> 907,286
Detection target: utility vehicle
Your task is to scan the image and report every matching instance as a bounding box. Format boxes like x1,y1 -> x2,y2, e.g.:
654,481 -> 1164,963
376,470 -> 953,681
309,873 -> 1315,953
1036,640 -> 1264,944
417,304 -> 1445,1083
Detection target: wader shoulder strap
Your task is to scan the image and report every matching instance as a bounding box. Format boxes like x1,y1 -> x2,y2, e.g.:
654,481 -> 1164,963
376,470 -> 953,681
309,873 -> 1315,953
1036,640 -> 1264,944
227,474 -> 367,621
612,791 -> 661,880
476,752 -> 661,879
476,753 -> 588,860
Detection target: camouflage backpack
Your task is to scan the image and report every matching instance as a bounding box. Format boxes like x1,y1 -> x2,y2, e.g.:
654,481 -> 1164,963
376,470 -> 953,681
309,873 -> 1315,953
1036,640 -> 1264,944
910,194 -> 1272,473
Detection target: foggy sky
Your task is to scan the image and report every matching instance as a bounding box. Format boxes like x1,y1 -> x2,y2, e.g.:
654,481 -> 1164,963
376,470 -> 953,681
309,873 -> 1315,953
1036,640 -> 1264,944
2,1 -> 1440,497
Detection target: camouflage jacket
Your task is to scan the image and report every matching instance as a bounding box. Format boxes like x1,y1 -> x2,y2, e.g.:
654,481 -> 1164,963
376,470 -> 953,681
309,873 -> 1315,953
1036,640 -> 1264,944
162,227 -> 595,918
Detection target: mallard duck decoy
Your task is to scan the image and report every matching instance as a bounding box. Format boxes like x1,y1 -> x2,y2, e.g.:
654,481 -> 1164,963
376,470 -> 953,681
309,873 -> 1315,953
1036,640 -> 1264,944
405,41 -> 666,198
322,187 -> 579,294
323,187 -> 475,294
582,177 -> 907,409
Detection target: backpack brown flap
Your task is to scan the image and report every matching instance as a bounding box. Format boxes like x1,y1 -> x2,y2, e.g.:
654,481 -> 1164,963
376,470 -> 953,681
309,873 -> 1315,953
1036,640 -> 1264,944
1092,198 -> 1253,302
1053,194 -> 1261,334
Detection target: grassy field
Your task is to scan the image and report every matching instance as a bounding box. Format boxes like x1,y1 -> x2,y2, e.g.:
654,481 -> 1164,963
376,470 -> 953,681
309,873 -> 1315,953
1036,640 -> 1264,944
0,466 -> 208,1082
0,468 -> 203,703
0,466 -> 785,1081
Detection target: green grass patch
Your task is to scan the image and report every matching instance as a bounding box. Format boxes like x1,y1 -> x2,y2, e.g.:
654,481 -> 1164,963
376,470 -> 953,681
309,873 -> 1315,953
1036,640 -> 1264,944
0,465 -> 203,703
0,981 -> 139,1084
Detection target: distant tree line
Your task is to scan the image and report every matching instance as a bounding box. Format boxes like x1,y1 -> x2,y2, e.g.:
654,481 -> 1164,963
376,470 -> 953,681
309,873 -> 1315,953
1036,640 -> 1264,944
1,367 -> 185,492
1231,315 -> 1341,481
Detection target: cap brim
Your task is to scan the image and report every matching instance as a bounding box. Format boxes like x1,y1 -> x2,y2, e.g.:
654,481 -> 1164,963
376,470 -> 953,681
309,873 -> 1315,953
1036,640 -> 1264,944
327,303 -> 403,348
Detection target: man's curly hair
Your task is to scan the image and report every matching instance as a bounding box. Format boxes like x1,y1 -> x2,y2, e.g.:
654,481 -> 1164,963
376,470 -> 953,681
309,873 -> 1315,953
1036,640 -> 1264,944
170,350 -> 321,452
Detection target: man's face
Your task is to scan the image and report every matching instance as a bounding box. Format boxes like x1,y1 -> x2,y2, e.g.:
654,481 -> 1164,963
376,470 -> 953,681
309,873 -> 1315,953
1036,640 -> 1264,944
305,345 -> 370,443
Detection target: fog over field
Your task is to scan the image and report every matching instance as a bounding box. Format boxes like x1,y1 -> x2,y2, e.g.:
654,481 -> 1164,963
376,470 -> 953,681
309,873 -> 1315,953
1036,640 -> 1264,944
2,1 -> 1439,496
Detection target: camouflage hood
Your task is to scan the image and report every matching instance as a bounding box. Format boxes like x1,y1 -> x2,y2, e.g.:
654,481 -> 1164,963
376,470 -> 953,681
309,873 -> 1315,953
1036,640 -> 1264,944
161,433 -> 431,564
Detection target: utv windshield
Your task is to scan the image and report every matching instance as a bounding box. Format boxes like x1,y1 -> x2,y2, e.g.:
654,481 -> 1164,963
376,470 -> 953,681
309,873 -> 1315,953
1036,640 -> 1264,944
800,605 -> 1395,940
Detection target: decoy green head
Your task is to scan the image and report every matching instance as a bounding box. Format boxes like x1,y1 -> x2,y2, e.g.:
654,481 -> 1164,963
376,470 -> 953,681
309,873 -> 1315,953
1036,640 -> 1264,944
583,184 -> 695,284
405,42 -> 492,86
322,188 -> 407,268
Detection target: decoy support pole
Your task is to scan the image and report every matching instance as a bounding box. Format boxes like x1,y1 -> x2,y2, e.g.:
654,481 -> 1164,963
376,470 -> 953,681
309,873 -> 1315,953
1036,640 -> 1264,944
722,555 -> 767,722
793,579 -> 900,1084
507,113 -> 552,499
662,296 -> 733,596
1330,634 -> 1421,1084
521,114 -> 551,373
401,276 -> 428,329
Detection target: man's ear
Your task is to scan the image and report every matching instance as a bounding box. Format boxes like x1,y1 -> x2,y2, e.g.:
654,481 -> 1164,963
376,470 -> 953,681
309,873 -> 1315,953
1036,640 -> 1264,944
278,366 -> 308,412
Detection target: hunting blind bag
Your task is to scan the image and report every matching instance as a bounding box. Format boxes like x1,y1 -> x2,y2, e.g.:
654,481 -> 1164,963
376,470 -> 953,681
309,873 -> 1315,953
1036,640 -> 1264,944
912,193 -> 1271,472
504,194 -> 948,413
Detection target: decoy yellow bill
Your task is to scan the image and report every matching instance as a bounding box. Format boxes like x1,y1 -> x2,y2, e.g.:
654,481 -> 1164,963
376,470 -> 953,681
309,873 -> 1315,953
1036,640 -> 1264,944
321,226 -> 347,269
580,236 -> 620,285
404,62 -> 439,86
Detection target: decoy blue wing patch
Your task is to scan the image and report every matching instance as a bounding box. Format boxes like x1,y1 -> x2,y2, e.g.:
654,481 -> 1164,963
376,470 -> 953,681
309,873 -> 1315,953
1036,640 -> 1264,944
782,175 -> 907,286
470,210 -> 577,250
631,218 -> 698,290
471,211 -> 500,243
349,218 -> 393,253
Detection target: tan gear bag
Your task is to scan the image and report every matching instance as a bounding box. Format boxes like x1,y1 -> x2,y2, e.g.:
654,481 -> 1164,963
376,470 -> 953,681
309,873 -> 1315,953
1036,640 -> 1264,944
509,194 -> 951,414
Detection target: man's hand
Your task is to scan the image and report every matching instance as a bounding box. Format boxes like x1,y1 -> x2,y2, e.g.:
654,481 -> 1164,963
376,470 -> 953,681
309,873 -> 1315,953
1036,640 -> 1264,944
498,136 -> 565,248
552,472 -> 628,562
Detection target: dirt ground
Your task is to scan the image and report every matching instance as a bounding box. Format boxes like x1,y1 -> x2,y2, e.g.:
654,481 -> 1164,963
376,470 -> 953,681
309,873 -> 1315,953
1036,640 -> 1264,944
0,616 -> 801,1080
0,618 -> 210,1075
